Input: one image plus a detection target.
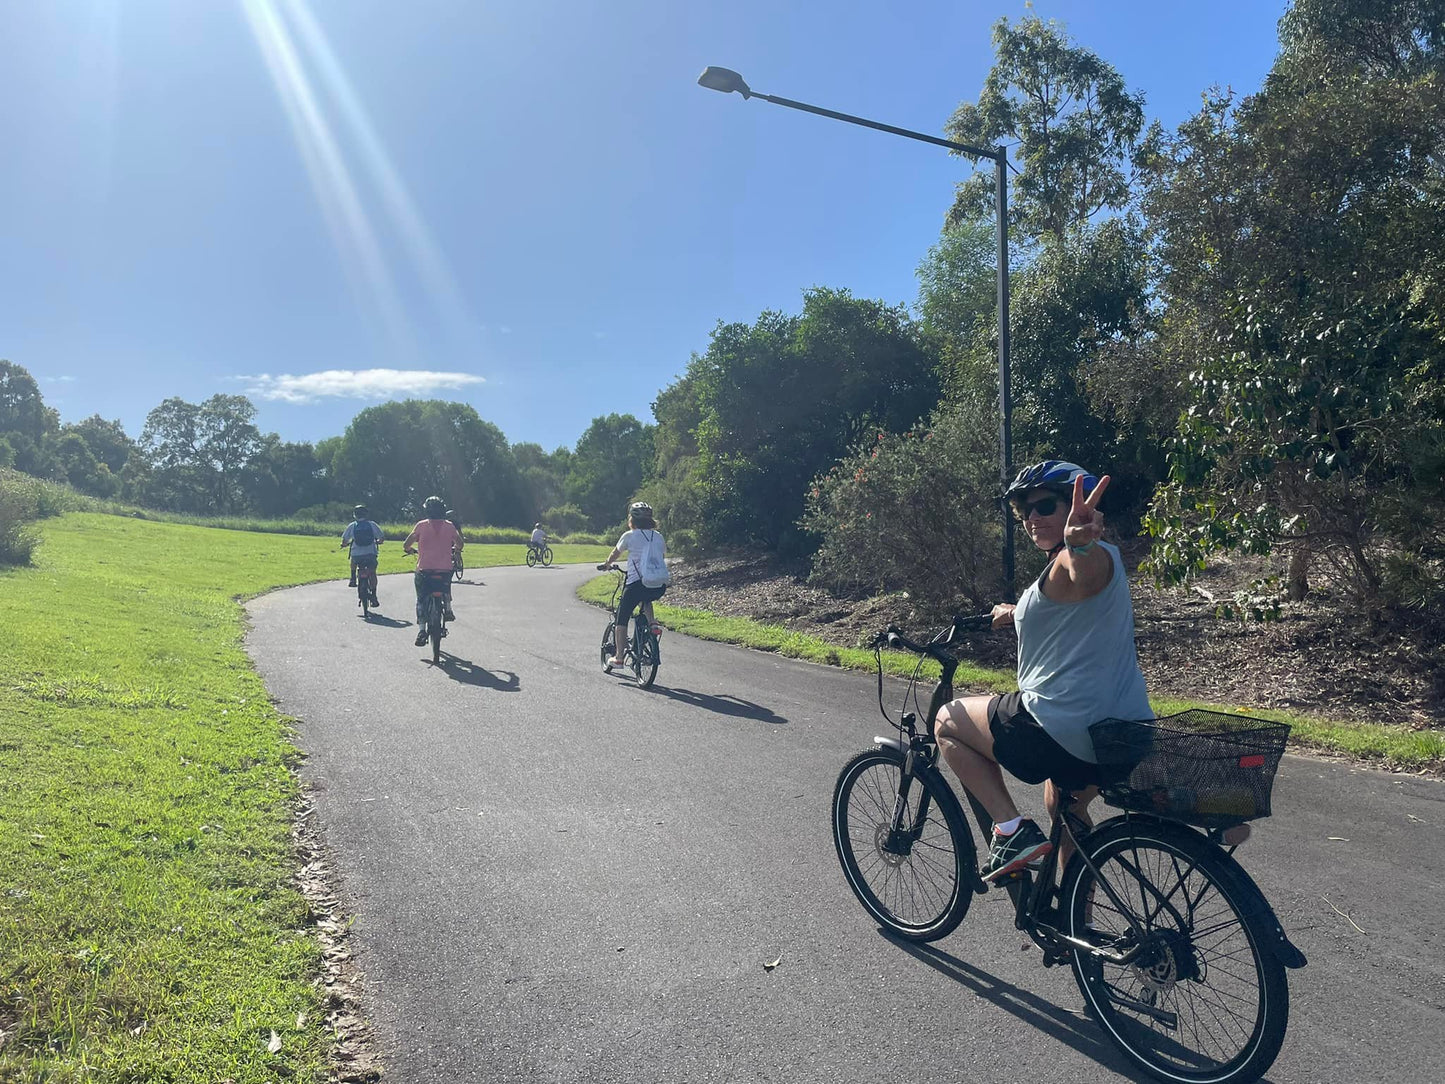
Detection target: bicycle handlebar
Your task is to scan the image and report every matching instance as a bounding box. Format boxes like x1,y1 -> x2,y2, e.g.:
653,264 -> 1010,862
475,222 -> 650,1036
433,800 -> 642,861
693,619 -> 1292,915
875,614 -> 994,657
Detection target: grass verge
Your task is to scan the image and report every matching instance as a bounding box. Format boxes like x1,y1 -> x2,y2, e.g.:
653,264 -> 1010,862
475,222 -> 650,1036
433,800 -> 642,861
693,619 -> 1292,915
577,575 -> 1444,770
0,514 -> 608,1082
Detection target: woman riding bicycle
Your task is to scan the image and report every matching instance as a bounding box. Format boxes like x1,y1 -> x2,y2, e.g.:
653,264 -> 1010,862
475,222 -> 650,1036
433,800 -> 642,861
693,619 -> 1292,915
934,460 -> 1152,882
602,502 -> 668,668
404,495 -> 462,646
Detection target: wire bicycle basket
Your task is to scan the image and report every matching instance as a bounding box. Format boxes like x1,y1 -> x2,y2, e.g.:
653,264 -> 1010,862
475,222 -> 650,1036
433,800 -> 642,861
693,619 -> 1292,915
1090,710 -> 1290,828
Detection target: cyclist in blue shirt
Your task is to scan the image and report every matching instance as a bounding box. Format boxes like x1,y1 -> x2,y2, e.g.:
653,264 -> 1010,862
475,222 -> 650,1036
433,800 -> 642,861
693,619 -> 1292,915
341,504 -> 384,607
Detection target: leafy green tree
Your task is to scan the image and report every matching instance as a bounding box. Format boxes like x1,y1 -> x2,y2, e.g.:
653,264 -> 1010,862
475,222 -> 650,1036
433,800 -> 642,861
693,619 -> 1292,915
566,414 -> 654,528
0,361 -> 60,478
62,415 -> 136,476
139,395 -> 262,512
675,288 -> 941,553
944,15 -> 1152,238
514,442 -> 572,520
1141,0 -> 1445,609
243,436 -> 328,517
330,400 -> 524,525
1007,218 -> 1166,518
53,431 -> 119,497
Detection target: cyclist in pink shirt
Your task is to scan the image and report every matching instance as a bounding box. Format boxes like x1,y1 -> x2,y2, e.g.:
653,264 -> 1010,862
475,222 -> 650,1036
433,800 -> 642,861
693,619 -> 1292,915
403,495 -> 462,646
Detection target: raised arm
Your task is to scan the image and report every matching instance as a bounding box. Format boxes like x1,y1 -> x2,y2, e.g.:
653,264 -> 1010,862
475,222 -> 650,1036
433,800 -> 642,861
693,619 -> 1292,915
1048,475 -> 1113,599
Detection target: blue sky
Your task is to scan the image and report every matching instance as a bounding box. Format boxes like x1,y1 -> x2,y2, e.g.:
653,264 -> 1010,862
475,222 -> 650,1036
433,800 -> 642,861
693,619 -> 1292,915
1,0 -> 1287,452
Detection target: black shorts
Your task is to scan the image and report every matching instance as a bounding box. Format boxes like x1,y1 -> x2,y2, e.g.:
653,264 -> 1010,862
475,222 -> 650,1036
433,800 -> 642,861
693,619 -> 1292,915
988,691 -> 1101,790
352,555 -> 378,571
617,581 -> 666,625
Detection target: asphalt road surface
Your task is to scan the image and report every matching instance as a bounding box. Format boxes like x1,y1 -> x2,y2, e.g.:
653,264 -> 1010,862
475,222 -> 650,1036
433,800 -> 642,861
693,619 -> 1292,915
246,563 -> 1445,1084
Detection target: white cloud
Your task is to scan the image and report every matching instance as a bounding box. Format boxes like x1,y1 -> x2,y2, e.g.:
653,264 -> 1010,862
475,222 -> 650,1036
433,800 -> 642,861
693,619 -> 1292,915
45,375 -> 77,383
239,368 -> 485,404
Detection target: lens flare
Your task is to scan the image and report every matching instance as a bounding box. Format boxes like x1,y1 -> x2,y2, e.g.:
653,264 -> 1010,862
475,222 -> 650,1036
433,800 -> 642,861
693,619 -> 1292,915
240,0 -> 412,353
278,0 -> 475,341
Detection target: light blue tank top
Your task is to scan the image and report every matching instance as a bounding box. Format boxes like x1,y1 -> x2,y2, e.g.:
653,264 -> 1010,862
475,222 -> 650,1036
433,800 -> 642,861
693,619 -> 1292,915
1014,540 -> 1153,763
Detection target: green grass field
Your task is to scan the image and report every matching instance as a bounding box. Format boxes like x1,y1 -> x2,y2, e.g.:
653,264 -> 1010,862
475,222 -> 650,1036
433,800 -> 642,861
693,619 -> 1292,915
577,575 -> 1445,769
0,515 -> 608,1083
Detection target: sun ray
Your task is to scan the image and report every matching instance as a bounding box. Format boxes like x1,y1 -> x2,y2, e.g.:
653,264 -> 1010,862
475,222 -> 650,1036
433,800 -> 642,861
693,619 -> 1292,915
278,0 -> 478,343
239,0 -> 413,355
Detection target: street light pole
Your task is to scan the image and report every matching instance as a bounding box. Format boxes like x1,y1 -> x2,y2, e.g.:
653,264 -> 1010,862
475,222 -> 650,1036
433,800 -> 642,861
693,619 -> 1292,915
697,66 -> 1015,595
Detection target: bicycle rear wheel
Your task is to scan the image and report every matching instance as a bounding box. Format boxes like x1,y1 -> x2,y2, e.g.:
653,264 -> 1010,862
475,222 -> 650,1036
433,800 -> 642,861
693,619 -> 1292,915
831,746 -> 976,942
1061,818 -> 1288,1084
429,598 -> 443,663
526,548 -> 538,568
633,625 -> 659,688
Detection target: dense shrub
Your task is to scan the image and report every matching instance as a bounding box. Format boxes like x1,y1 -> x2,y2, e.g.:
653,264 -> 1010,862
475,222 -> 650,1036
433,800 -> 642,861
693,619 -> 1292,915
802,402 -> 1004,611
0,469 -> 42,565
540,504 -> 591,535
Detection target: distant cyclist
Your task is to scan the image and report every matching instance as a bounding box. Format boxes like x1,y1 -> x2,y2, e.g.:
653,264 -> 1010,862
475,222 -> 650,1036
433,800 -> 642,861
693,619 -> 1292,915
341,504 -> 383,607
602,501 -> 669,667
445,507 -> 465,572
403,496 -> 462,646
529,523 -> 549,560
932,461 -> 1151,882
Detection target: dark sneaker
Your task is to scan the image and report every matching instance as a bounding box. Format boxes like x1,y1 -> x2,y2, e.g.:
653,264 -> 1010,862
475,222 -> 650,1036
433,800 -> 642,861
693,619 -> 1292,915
444,606 -> 457,621
348,580 -> 357,588
414,628 -> 429,647
982,819 -> 1052,882
370,596 -> 380,608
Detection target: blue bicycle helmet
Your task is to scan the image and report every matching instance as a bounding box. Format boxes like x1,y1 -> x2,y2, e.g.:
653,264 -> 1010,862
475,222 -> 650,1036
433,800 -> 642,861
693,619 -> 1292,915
1003,460 -> 1100,504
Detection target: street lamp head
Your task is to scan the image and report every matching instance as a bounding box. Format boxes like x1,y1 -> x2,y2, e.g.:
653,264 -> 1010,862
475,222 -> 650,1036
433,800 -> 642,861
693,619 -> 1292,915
697,66 -> 751,99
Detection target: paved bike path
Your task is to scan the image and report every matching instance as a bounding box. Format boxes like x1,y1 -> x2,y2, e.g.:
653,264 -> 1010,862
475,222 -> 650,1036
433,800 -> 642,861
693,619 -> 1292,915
246,564 -> 1445,1084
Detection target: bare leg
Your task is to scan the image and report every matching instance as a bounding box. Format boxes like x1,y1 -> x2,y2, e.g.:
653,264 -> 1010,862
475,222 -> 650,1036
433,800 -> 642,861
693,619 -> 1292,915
935,697 -> 1020,824
611,608 -> 628,664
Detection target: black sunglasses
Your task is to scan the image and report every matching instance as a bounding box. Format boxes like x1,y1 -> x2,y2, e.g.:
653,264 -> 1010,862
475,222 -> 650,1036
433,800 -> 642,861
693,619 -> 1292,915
1013,495 -> 1061,521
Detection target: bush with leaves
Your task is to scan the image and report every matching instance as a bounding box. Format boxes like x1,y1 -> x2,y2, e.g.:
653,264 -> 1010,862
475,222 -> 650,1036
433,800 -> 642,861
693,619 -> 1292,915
539,503 -> 590,535
0,469 -> 42,565
803,400 -> 1003,612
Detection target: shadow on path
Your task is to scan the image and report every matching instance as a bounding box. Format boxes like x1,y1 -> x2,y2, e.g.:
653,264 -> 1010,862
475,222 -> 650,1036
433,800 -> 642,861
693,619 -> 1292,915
426,653 -> 521,692
360,613 -> 411,629
882,933 -> 1140,1076
650,686 -> 788,725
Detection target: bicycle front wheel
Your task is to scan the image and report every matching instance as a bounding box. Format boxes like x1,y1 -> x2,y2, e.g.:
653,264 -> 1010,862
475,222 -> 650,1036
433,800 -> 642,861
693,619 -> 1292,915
600,622 -> 617,671
541,546 -> 554,567
831,746 -> 976,942
1062,818 -> 1289,1084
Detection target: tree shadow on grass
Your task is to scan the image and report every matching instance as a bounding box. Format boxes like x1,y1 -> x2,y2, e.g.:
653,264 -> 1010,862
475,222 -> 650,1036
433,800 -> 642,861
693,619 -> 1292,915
427,653 -> 520,692
880,933 -> 1142,1076
648,686 -> 788,725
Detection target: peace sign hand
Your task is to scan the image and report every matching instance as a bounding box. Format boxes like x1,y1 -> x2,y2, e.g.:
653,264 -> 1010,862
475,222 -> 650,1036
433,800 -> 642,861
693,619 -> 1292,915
1063,474 -> 1111,549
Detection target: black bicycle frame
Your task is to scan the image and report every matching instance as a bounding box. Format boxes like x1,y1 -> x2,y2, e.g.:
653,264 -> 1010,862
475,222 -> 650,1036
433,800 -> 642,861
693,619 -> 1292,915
878,622 -> 1151,969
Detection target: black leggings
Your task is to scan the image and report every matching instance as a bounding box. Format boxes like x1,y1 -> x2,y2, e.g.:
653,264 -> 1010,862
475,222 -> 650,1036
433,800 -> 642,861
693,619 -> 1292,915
617,581 -> 666,629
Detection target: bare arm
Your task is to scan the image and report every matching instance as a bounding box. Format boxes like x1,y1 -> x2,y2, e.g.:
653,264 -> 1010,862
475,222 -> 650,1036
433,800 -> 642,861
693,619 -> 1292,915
1043,475 -> 1114,603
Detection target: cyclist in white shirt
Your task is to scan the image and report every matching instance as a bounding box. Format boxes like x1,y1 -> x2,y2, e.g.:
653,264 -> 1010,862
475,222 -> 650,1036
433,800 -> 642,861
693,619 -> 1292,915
602,502 -> 667,667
